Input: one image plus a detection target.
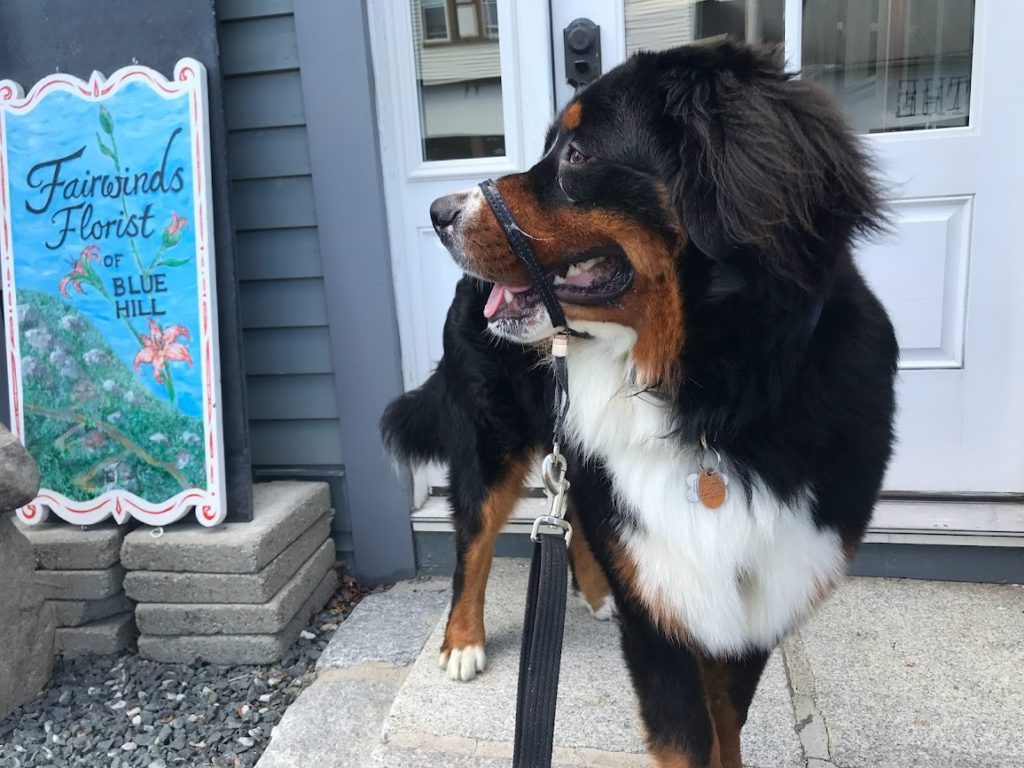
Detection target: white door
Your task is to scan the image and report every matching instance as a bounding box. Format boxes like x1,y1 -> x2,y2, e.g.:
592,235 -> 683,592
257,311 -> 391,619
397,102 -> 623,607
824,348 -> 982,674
373,0 -> 1024,538
368,0 -> 555,501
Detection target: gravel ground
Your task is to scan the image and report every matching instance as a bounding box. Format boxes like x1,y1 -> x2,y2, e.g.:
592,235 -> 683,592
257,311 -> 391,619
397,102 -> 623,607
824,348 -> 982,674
0,568 -> 377,768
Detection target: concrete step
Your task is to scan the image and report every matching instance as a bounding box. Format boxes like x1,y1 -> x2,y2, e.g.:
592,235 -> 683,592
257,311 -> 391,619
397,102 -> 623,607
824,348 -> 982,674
383,559 -> 799,765
256,559 -> 1024,768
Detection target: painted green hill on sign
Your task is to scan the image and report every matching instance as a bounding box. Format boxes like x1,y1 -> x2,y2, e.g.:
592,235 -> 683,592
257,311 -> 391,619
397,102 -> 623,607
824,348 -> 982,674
17,289 -> 206,502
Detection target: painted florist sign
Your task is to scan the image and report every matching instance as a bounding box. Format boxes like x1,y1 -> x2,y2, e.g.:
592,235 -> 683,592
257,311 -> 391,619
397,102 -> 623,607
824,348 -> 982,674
0,60 -> 226,527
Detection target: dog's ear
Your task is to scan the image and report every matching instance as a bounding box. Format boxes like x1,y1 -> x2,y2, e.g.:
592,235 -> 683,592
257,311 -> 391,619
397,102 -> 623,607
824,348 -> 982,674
660,42 -> 886,290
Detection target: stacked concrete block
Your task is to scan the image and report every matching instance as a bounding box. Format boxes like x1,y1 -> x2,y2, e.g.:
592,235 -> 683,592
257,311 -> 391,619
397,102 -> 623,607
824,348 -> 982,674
122,482 -> 338,665
16,519 -> 135,657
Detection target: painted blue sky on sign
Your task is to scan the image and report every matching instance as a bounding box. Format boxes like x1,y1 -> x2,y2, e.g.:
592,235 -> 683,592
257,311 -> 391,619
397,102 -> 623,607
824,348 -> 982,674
5,81 -> 202,417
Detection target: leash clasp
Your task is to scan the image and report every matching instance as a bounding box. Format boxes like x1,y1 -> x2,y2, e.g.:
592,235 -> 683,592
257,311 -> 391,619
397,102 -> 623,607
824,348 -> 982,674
530,514 -> 572,547
535,442 -> 572,546
532,330 -> 574,547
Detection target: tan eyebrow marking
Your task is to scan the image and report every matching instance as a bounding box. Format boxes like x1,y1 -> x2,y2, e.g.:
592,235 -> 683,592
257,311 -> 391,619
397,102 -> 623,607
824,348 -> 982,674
562,100 -> 583,131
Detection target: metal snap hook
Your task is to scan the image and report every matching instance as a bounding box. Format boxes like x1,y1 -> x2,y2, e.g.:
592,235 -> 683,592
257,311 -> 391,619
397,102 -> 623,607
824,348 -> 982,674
542,450 -> 568,496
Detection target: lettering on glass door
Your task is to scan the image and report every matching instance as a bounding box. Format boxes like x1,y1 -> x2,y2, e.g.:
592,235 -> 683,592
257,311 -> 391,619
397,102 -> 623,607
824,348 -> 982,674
802,0 -> 975,134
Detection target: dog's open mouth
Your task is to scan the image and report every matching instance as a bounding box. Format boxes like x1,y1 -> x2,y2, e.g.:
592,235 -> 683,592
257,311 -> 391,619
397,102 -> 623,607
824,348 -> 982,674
482,247 -> 634,321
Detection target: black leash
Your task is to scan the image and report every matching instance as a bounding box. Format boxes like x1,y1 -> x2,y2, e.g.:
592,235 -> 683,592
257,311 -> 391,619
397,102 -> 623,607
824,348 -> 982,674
479,179 -> 574,768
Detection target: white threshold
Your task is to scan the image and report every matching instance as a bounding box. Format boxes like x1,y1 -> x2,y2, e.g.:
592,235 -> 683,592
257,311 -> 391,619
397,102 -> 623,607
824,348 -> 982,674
411,496 -> 1024,548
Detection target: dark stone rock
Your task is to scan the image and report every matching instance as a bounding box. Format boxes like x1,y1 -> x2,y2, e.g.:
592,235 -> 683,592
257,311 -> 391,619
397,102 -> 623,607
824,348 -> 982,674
0,426 -> 40,511
0,513 -> 55,720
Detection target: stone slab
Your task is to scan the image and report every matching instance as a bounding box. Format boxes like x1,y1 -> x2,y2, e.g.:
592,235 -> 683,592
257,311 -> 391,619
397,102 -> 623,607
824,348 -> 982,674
124,516 -> 330,603
121,481 -> 329,573
54,611 -> 135,657
49,592 -> 134,628
317,576 -> 450,672
136,542 -> 335,635
799,577 -> 1024,768
256,672 -> 399,768
0,513 -> 54,721
34,564 -> 125,600
14,518 -> 124,569
137,566 -> 337,664
385,560 -> 803,768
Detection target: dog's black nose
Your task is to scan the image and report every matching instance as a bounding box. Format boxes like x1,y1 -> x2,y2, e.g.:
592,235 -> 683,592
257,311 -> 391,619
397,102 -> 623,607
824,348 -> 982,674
430,194 -> 463,230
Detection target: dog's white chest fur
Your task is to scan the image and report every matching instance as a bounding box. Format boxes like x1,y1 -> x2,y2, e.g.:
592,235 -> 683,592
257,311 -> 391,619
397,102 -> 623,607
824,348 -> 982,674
564,325 -> 846,657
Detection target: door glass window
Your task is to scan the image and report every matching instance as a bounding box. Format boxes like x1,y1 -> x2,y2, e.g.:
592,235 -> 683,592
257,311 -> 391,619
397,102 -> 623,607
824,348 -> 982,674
802,0 -> 975,134
411,0 -> 505,161
625,0 -> 785,56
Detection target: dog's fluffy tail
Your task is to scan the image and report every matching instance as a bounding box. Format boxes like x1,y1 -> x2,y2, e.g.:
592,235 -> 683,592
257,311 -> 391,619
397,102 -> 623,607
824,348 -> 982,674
380,369 -> 447,465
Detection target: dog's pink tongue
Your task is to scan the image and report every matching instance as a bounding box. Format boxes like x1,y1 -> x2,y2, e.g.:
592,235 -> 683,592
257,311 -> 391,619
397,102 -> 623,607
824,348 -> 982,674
483,283 -> 532,319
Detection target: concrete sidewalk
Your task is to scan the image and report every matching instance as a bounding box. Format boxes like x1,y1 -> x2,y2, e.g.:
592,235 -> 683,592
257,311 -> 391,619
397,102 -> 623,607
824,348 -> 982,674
256,559 -> 1024,768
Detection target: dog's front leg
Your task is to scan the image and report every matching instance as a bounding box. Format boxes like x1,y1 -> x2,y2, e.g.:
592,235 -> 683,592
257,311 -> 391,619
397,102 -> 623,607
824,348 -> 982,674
441,456 -> 530,681
618,606 -> 722,768
698,651 -> 771,768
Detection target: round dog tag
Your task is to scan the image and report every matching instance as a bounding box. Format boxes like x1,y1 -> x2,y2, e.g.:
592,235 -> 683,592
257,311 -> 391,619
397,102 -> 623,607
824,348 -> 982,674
697,468 -> 727,509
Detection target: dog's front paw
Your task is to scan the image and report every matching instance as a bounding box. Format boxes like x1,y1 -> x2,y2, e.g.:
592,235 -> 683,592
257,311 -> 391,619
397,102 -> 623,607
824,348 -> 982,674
439,644 -> 487,681
577,590 -> 616,621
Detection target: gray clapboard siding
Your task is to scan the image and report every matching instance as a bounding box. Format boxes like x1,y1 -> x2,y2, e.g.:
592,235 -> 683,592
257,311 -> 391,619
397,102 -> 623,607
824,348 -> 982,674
235,228 -> 322,281
239,278 -> 329,329
227,127 -> 312,180
218,0 -> 293,22
224,71 -> 306,130
249,420 -> 345,465
217,0 -> 349,562
246,374 -> 339,420
242,327 -> 335,375
231,177 -> 318,230
222,15 -> 301,75
220,15 -> 300,76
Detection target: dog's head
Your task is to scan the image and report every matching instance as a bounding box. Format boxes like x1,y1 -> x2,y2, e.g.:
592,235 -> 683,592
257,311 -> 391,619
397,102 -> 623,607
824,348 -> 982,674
431,41 -> 884,388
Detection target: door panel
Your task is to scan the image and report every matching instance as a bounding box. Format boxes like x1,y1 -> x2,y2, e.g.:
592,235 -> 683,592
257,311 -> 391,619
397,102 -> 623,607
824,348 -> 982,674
858,196 -> 971,369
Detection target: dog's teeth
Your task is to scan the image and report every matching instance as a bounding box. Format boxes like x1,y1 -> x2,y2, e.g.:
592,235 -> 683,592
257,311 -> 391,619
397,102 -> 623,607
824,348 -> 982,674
503,289 -> 514,304
553,275 -> 567,285
566,264 -> 582,277
580,256 -> 605,271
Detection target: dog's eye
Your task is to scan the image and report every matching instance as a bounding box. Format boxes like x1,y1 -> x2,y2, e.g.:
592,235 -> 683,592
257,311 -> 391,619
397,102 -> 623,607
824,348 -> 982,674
567,147 -> 587,165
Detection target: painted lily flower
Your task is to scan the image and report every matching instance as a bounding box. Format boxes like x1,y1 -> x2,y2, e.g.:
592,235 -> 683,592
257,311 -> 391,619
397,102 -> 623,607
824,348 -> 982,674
58,245 -> 100,298
162,212 -> 189,248
133,319 -> 192,383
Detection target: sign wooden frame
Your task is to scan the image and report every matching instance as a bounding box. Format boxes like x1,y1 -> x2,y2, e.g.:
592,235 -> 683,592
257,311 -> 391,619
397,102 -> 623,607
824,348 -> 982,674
0,59 -> 226,526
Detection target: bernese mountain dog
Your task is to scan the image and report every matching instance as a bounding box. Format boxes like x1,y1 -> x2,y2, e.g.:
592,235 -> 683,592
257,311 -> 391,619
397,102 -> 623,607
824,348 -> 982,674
382,41 -> 898,768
